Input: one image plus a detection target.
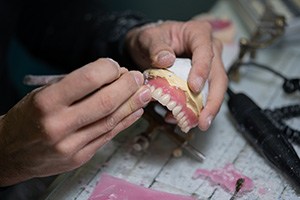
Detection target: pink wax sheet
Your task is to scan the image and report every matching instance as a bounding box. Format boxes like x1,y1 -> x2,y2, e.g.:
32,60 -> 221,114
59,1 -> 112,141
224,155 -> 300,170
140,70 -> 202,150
193,163 -> 254,193
88,173 -> 196,200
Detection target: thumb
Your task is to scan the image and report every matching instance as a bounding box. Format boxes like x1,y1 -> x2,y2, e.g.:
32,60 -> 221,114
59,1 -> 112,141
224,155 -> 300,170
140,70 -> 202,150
126,22 -> 176,69
153,49 -> 176,68
142,23 -> 176,67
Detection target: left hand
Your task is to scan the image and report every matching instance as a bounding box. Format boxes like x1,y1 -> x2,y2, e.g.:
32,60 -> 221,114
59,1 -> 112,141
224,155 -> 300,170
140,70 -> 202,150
125,20 -> 228,131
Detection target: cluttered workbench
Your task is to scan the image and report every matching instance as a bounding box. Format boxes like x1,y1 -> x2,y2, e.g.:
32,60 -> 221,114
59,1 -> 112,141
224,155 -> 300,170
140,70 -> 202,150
43,0 -> 300,199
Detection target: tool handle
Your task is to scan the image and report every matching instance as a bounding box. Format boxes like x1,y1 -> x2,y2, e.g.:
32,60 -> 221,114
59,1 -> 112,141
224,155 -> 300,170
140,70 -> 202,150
227,92 -> 300,187
228,93 -> 281,146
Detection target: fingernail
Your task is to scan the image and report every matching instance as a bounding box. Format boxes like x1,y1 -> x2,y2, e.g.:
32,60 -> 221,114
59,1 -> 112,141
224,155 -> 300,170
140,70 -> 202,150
134,72 -> 144,86
190,76 -> 204,93
139,87 -> 152,104
156,51 -> 175,64
134,108 -> 144,118
205,115 -> 214,129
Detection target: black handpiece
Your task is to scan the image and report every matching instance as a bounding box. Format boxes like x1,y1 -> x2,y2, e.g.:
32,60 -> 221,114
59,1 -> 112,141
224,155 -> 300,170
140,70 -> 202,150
227,89 -> 300,188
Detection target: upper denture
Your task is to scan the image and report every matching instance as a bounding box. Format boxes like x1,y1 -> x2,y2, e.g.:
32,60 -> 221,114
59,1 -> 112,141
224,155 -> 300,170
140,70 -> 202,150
144,66 -> 205,133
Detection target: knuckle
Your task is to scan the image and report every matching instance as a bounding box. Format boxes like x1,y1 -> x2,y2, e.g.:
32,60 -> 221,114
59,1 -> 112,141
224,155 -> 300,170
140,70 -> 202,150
195,47 -> 214,70
137,27 -> 156,42
40,117 -> 67,143
203,44 -> 215,60
30,92 -> 68,143
54,143 -> 73,158
140,25 -> 154,35
83,58 -> 121,85
74,114 -> 91,128
199,20 -> 213,32
205,48 -> 215,61
31,91 -> 51,114
81,66 -> 102,86
186,20 -> 212,33
105,115 -> 117,132
208,50 -> 215,62
97,94 -> 116,115
192,59 -> 209,74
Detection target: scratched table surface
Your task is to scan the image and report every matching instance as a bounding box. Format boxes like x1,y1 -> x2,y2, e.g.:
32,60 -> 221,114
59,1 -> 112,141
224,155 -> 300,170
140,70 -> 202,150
43,1 -> 300,200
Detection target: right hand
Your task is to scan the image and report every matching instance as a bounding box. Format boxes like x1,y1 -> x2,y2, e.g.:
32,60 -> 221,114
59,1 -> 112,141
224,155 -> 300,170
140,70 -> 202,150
0,58 -> 151,186
126,20 -> 228,131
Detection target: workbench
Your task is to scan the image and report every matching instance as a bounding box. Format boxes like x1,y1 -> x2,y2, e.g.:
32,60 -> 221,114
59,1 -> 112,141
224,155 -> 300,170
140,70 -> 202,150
43,1 -> 300,199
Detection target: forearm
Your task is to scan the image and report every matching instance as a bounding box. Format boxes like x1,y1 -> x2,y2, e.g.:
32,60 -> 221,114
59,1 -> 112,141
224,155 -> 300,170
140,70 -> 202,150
16,0 -> 150,72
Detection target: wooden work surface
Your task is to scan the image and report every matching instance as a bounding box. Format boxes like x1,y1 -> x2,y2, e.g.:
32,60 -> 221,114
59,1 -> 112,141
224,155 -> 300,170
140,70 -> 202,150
44,1 -> 300,199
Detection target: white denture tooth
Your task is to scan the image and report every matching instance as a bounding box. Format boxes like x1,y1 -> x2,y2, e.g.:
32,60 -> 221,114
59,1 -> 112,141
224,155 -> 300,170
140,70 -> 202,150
152,88 -> 163,100
172,105 -> 182,116
159,94 -> 171,106
181,121 -> 188,128
166,101 -> 177,110
179,116 -> 187,125
150,85 -> 155,92
182,126 -> 191,133
176,112 -> 185,121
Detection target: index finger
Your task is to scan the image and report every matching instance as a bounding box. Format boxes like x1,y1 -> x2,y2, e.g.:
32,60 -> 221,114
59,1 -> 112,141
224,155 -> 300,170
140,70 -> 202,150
198,40 -> 228,131
185,21 -> 214,93
44,58 -> 123,106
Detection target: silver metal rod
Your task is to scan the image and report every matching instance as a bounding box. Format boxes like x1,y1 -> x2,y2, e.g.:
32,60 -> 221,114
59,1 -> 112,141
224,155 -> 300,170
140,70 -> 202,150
23,74 -> 66,86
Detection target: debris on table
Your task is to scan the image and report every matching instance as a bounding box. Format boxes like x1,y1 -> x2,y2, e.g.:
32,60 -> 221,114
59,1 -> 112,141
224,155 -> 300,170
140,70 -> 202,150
192,163 -> 254,194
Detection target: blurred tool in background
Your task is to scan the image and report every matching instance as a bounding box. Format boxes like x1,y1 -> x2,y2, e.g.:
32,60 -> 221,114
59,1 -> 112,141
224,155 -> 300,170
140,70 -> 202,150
227,0 -> 300,188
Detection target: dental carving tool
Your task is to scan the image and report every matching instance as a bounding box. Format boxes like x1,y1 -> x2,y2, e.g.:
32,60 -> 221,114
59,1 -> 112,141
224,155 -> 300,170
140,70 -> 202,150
23,74 -> 65,86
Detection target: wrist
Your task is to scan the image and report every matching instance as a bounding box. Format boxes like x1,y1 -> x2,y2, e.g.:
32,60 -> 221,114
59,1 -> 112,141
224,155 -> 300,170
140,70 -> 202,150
0,115 -> 29,186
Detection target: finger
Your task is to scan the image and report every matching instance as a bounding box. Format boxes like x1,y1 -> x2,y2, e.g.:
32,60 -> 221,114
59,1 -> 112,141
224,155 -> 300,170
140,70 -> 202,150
69,108 -> 144,166
120,67 -> 129,74
164,111 -> 177,124
133,23 -> 176,68
41,58 -> 122,107
198,40 -> 228,131
64,71 -> 145,131
56,86 -> 151,153
186,21 -> 214,93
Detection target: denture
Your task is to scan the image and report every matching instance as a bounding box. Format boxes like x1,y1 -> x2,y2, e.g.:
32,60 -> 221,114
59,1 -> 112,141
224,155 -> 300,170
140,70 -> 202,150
144,58 -> 208,133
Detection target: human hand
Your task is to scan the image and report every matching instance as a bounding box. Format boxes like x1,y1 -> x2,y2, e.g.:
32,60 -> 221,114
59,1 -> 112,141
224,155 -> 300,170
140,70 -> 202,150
125,20 -> 228,131
0,58 -> 151,186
